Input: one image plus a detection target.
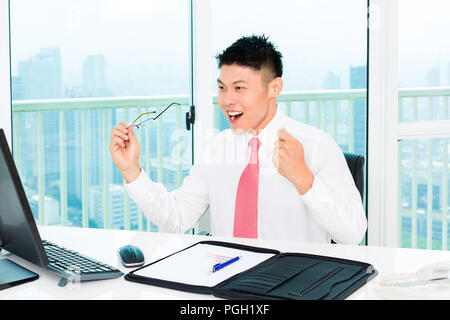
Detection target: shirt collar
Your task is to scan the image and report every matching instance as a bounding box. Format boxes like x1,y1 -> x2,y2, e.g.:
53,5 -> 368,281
249,107 -> 288,152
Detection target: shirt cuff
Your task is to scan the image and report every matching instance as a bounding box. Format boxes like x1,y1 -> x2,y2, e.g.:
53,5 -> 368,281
300,175 -> 334,209
123,169 -> 156,202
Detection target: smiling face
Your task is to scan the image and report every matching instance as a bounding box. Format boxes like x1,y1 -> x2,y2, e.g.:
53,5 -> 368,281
217,64 -> 283,135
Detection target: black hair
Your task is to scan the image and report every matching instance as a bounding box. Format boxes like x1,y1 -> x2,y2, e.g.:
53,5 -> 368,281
215,34 -> 283,80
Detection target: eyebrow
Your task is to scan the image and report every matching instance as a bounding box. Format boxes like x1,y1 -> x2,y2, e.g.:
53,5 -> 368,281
217,79 -> 249,85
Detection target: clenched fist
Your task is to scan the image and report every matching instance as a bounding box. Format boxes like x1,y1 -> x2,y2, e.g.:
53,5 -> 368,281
272,127 -> 314,195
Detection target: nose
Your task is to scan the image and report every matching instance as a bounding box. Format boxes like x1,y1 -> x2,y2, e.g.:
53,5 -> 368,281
219,88 -> 237,108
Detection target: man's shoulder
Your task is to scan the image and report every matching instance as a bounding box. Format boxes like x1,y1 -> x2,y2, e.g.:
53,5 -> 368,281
283,115 -> 332,145
283,115 -> 342,168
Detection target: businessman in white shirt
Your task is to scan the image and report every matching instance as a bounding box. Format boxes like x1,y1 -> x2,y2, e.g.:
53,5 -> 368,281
110,35 -> 367,244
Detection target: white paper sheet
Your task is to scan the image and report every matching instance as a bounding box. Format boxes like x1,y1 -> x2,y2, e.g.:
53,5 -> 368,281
133,243 -> 276,287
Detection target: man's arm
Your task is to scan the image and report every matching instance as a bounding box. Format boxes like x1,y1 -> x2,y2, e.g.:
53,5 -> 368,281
124,165 -> 210,233
110,123 -> 209,233
273,128 -> 367,245
273,127 -> 314,195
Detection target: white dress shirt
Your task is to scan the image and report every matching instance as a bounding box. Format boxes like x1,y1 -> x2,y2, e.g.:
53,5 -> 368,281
124,108 -> 367,244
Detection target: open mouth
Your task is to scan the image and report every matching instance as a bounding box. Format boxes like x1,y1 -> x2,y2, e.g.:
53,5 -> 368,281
228,111 -> 244,121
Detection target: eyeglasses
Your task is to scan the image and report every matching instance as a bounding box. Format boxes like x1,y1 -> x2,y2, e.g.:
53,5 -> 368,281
128,102 -> 181,130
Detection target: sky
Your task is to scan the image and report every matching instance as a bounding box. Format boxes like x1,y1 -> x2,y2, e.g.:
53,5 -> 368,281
10,0 -> 191,95
398,0 -> 450,86
211,0 -> 367,90
9,0 -> 450,97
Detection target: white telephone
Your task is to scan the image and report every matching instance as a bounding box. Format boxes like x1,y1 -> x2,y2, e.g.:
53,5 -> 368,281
375,261 -> 450,300
416,261 -> 450,281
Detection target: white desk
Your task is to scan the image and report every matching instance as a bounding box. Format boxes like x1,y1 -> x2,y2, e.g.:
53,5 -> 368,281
1,225 -> 449,300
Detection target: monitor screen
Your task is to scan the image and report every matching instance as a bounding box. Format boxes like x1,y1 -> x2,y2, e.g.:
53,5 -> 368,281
0,129 -> 48,267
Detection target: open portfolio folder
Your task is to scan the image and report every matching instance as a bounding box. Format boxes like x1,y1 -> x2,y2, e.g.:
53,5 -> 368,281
125,241 -> 378,300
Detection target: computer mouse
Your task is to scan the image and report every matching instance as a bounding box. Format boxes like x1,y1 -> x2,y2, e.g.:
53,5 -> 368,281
118,245 -> 145,268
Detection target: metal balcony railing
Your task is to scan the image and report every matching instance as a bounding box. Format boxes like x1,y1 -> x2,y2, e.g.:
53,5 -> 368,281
397,87 -> 450,250
12,95 -> 191,231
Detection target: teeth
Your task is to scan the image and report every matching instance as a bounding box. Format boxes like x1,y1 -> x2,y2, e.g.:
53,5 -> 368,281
228,111 -> 243,116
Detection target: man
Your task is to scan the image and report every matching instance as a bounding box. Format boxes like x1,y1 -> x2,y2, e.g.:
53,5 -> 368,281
110,35 -> 367,244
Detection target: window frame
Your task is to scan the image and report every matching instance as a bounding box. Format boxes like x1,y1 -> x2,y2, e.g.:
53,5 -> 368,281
367,0 -> 399,247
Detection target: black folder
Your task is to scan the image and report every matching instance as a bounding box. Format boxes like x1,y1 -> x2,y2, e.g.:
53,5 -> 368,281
124,240 -> 378,300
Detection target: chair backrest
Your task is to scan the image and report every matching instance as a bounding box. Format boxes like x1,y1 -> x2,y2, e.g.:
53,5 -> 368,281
330,152 -> 365,244
342,152 -> 365,201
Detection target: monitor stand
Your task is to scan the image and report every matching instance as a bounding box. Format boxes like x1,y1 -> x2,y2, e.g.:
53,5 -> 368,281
0,259 -> 39,290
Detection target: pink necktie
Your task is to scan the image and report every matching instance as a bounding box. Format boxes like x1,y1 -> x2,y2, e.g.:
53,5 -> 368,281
233,137 -> 261,238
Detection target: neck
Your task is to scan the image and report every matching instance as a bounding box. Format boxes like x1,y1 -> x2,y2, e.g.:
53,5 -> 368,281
250,102 -> 277,136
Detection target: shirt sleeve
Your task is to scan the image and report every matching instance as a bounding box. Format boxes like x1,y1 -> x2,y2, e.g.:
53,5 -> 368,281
123,164 -> 210,234
300,134 -> 367,245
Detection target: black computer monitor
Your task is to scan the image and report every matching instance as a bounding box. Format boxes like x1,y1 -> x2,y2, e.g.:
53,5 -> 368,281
0,128 -> 48,267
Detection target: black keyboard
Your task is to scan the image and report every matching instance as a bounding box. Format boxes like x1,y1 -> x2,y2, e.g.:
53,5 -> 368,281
42,240 -> 123,283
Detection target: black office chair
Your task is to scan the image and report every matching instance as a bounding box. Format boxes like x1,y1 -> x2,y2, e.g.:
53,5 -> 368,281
330,152 -> 365,244
342,152 -> 365,201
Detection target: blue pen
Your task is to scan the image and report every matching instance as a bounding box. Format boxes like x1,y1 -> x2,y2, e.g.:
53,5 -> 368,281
212,256 -> 241,273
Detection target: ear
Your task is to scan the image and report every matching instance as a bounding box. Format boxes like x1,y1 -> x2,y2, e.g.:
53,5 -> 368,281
268,77 -> 283,98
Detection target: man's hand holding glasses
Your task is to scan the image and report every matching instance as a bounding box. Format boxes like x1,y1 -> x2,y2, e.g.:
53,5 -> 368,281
110,102 -> 180,183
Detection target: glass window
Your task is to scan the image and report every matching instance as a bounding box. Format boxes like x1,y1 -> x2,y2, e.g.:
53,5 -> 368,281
398,0 -> 450,249
10,0 -> 192,231
399,138 -> 449,250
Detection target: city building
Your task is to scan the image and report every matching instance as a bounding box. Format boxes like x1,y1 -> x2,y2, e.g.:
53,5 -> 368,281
88,184 -> 139,230
83,54 -> 112,98
349,65 -> 367,158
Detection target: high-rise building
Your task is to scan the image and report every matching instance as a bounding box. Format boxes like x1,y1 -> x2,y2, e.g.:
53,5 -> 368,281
11,48 -> 63,201
87,109 -> 103,187
11,76 -> 25,100
15,59 -> 33,99
29,194 -> 60,225
324,71 -> 341,90
349,65 -> 367,158
161,157 -> 191,191
89,184 -> 139,230
83,54 -> 112,97
66,110 -> 82,202
427,66 -> 440,87
13,47 -> 62,101
31,47 -> 63,99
